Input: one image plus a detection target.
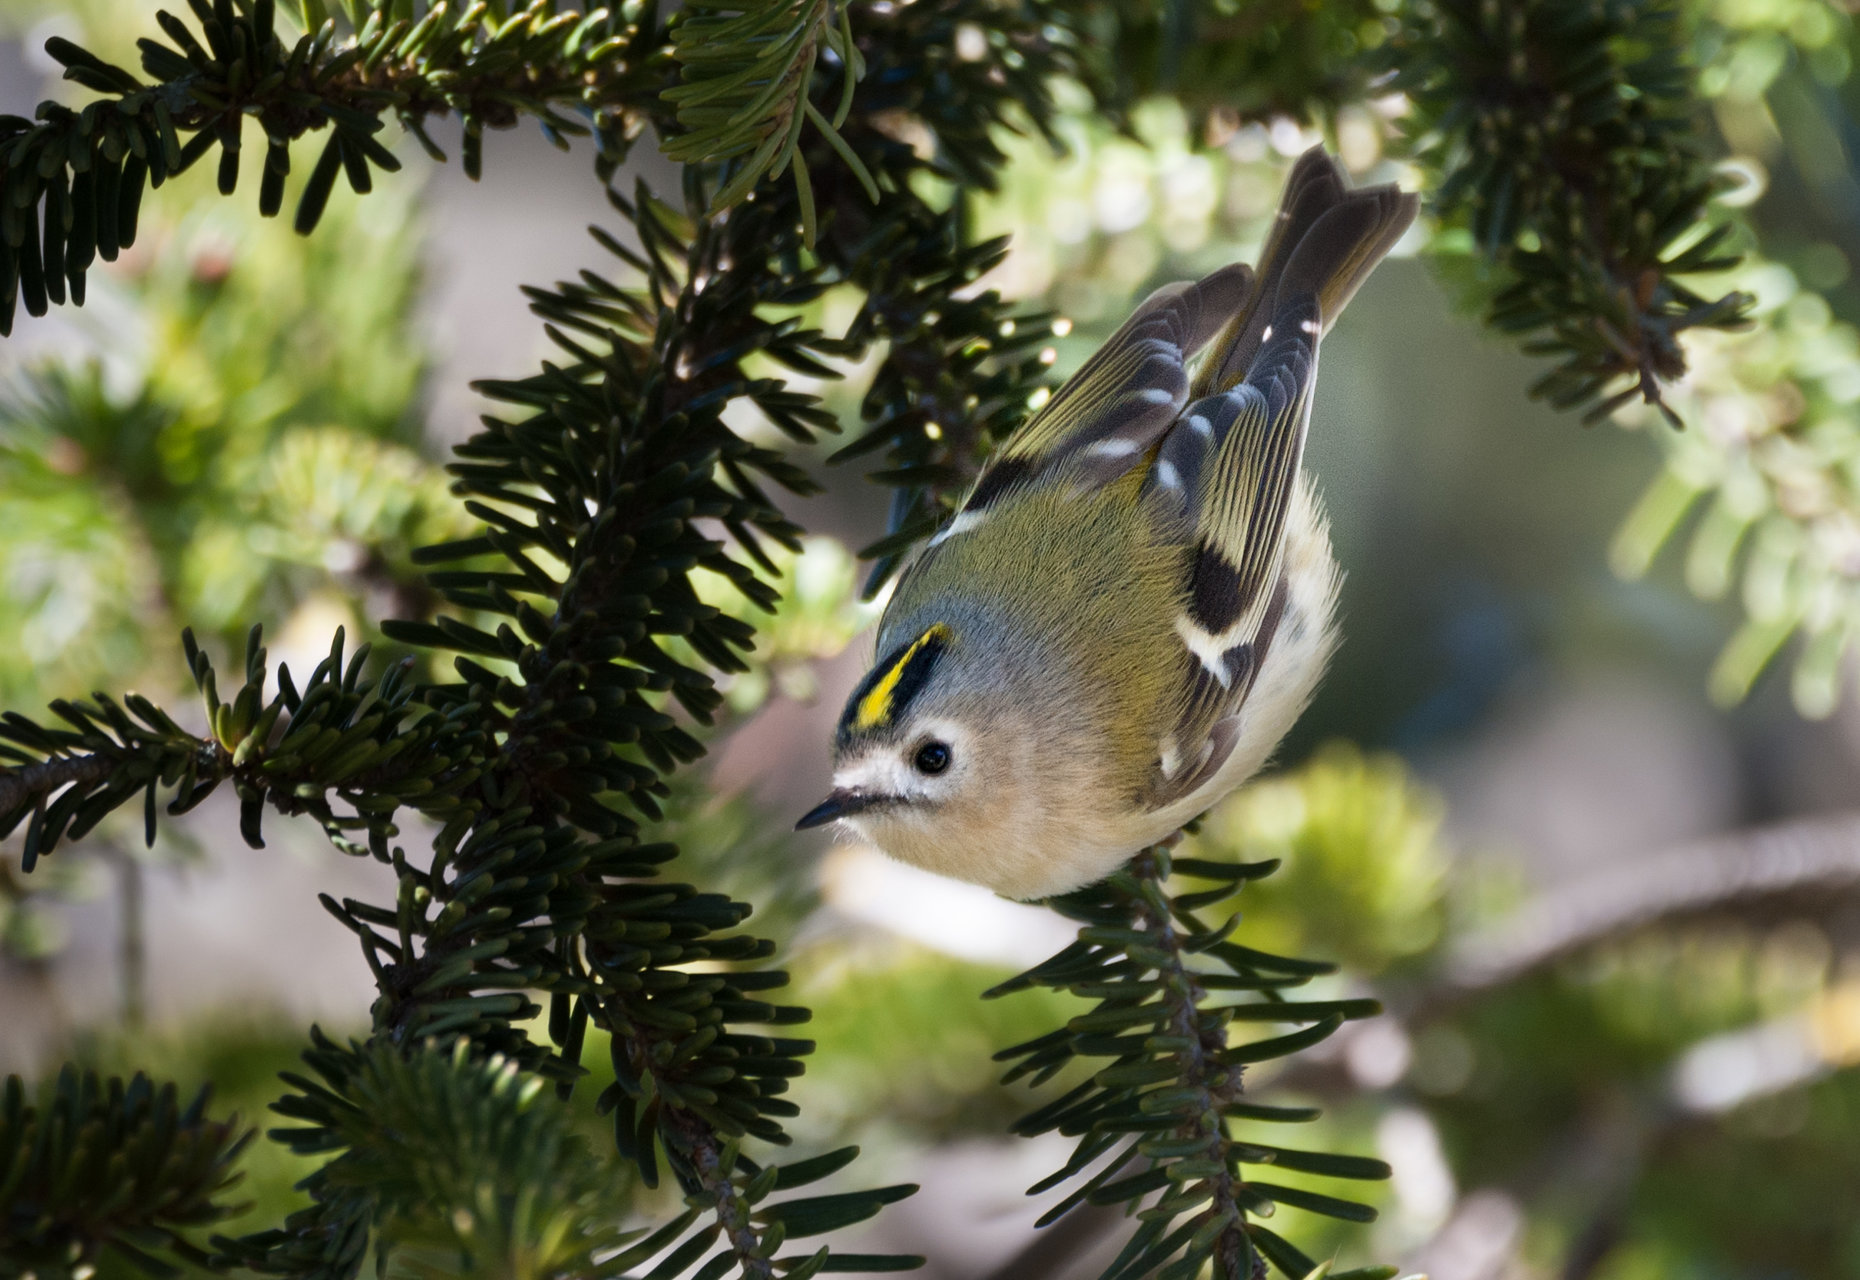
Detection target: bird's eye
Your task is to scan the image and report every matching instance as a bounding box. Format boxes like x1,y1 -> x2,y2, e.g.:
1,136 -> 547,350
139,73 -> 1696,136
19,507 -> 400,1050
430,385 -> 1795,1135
913,741 -> 952,775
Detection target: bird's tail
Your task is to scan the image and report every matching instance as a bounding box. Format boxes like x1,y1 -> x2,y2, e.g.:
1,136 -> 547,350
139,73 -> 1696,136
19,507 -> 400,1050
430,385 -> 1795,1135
1191,147 -> 1418,399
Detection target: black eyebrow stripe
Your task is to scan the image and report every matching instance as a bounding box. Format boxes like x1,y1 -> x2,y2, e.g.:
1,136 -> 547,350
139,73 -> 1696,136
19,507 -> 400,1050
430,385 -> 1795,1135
882,631 -> 947,724
836,626 -> 951,742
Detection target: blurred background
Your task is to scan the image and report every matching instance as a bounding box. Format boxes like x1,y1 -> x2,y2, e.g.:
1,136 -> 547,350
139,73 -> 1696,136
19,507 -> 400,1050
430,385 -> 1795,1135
4,1 -> 1860,1277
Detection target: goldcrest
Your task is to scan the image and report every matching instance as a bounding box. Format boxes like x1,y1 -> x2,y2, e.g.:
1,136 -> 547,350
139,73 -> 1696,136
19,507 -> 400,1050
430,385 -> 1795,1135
799,148 -> 1417,900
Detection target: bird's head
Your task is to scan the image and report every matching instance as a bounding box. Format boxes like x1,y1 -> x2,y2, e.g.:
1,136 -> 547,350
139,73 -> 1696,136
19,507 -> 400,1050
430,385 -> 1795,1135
799,622 -> 975,830
796,618 -> 1120,898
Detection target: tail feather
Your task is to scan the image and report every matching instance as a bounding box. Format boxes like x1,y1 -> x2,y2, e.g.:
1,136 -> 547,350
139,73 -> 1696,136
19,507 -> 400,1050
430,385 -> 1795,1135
1192,147 -> 1417,398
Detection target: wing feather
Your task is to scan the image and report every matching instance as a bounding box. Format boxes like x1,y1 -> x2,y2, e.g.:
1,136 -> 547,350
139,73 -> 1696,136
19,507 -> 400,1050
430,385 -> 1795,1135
1140,152 -> 1414,807
956,263 -> 1253,517
1146,295 -> 1321,803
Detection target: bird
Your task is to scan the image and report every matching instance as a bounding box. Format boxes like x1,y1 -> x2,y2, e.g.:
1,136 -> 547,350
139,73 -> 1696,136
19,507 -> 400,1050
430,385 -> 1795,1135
796,147 -> 1418,900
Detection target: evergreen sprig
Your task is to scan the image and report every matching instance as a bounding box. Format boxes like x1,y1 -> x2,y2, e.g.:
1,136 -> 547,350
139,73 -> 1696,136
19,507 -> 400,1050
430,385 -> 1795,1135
239,170 -> 920,1271
0,623 -> 471,872
1609,268 -> 1860,718
1390,0 -> 1752,423
0,0 -> 661,335
662,0 -> 878,243
216,1036 -> 851,1280
990,849 -> 1391,1280
0,1067 -> 251,1279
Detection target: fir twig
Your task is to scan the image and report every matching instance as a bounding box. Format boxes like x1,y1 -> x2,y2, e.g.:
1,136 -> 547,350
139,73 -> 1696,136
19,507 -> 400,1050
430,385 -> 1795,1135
0,1067 -> 251,1280
662,0 -> 878,242
0,0 -> 663,334
0,753 -> 115,820
991,848 -> 1391,1280
223,1038 -> 657,1277
1390,0 -> 1752,423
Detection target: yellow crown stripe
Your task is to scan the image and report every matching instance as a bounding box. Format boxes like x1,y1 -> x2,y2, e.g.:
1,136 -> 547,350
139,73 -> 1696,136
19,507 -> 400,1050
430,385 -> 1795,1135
854,624 -> 951,731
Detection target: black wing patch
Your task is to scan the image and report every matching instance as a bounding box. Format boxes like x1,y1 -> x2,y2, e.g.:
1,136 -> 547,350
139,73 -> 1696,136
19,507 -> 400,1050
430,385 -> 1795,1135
1187,543 -> 1247,637
1180,572 -> 1288,706
959,454 -> 1033,516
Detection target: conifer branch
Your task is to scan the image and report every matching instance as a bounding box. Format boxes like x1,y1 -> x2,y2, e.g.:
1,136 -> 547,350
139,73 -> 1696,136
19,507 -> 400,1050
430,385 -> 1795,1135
1608,272 -> 1860,716
1390,0 -> 1752,424
0,1068 -> 251,1279
0,0 -> 666,335
991,849 -> 1392,1280
347,166 -> 919,1273
663,0 -> 877,243
0,753 -> 115,820
222,1037 -> 657,1278
0,624 -> 473,874
1386,1 -> 1860,712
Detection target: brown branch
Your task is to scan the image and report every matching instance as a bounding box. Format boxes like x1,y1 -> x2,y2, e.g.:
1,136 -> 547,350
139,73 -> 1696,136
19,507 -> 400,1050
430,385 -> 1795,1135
670,1110 -> 777,1280
977,1204 -> 1125,1280
1125,849 -> 1256,1280
1437,811 -> 1860,999
0,754 -> 115,821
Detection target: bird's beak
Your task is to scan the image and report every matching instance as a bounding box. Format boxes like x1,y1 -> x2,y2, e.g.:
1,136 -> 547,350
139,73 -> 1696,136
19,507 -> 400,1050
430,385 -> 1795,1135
795,789 -> 887,831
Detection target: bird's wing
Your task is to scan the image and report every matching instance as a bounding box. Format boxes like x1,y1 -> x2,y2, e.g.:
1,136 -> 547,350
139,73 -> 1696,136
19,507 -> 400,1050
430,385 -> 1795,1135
1142,293 -> 1320,807
949,265 -> 1254,522
1140,175 -> 1416,808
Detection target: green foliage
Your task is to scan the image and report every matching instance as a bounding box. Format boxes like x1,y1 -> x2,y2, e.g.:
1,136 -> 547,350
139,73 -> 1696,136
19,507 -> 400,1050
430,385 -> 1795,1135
1383,0 -> 1860,706
222,1038 -> 645,1278
1611,260 -> 1860,718
990,850 -> 1390,1280
1391,0 -> 1752,423
1194,744 -> 1448,975
1596,0 -> 1860,717
1688,0 -> 1857,309
0,175 -> 451,709
0,1067 -> 251,1279
663,0 -> 877,243
60,1017 -> 347,1252
0,167 -> 458,979
0,624 -> 466,872
0,0 -> 653,334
